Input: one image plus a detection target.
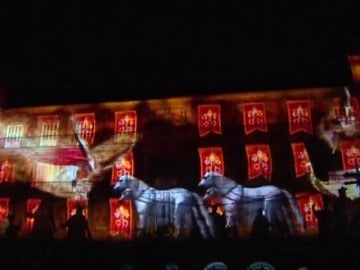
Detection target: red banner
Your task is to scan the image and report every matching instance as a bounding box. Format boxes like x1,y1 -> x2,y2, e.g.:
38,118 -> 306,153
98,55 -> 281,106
245,144 -> 272,180
296,193 -> 323,233
115,111 -> 137,143
0,160 -> 15,183
0,198 -> 9,221
75,113 -> 96,145
115,111 -> 137,133
25,199 -> 42,232
291,143 -> 312,177
197,104 -> 222,137
339,140 -> 360,170
67,199 -> 88,219
109,199 -> 132,239
111,151 -> 134,185
287,100 -> 313,134
198,147 -> 224,177
333,97 -> 360,123
242,102 -> 267,134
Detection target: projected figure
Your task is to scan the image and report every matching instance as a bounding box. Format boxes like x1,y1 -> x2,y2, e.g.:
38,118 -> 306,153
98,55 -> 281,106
0,112 -> 138,200
68,115 -> 137,199
317,87 -> 360,153
200,172 -> 305,238
114,175 -> 215,239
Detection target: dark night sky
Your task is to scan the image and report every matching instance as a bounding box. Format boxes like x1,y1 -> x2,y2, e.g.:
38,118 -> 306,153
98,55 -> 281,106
1,2 -> 360,108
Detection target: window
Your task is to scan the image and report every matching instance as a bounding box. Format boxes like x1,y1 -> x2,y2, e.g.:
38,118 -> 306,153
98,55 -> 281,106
4,124 -> 24,148
38,115 -> 60,147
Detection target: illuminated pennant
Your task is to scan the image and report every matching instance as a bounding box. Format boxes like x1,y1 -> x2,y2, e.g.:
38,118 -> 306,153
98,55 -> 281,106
0,198 -> 9,222
25,199 -> 42,232
0,160 -> 15,183
74,113 -> 96,145
296,193 -> 323,233
115,111 -> 137,143
67,199 -> 88,219
245,144 -> 272,180
287,100 -> 313,135
291,143 -> 312,177
109,199 -> 132,239
339,140 -> 360,170
198,147 -> 224,177
111,151 -> 134,185
242,102 -> 267,134
333,97 -> 360,123
197,105 -> 222,137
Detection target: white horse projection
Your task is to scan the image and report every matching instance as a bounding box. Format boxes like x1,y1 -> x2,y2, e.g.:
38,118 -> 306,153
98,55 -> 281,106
113,175 -> 215,239
199,172 -> 305,237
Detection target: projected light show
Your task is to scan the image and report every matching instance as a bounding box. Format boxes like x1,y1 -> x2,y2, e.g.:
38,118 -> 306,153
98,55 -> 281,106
1,86 -> 360,243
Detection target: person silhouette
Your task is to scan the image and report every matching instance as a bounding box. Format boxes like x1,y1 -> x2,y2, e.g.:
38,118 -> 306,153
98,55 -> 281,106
312,202 -> 333,240
5,210 -> 21,241
250,208 -> 271,240
28,200 -> 56,240
333,187 -> 349,239
61,204 -> 92,241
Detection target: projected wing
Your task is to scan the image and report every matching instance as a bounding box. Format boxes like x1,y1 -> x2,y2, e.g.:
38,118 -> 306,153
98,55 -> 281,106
316,118 -> 341,153
0,114 -> 138,199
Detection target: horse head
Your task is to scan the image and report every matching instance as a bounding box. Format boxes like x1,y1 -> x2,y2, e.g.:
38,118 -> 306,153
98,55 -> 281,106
113,174 -> 136,193
119,188 -> 133,202
199,171 -> 224,188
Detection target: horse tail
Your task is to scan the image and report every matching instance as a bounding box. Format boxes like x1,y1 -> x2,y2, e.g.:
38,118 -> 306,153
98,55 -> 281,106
192,192 -> 216,238
281,189 -> 306,234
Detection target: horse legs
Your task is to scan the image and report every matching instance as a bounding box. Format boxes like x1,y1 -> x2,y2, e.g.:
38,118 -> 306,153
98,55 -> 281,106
136,212 -> 149,239
173,205 -> 189,239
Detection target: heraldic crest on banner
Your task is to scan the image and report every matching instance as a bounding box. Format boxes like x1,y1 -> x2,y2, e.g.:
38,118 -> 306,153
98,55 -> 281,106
245,144 -> 272,180
198,147 -> 224,177
287,100 -> 313,134
291,143 -> 312,177
243,102 -> 267,134
340,140 -> 360,170
197,105 -> 222,137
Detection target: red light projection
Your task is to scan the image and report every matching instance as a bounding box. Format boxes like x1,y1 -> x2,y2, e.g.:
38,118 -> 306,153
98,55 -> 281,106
296,193 -> 324,234
0,160 -> 15,183
109,199 -> 132,239
111,151 -> 134,185
339,140 -> 360,170
67,199 -> 88,219
0,198 -> 9,224
198,147 -> 224,177
291,143 -> 312,178
242,102 -> 267,135
245,144 -> 272,180
74,113 -> 96,145
25,199 -> 42,232
197,104 -> 222,137
287,100 -> 313,135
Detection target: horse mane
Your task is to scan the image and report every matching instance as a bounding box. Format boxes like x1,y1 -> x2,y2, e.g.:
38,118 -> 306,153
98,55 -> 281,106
213,174 -> 242,197
127,175 -> 150,191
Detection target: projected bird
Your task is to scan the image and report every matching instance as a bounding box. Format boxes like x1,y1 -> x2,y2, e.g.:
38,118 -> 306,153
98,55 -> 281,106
0,113 -> 138,199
